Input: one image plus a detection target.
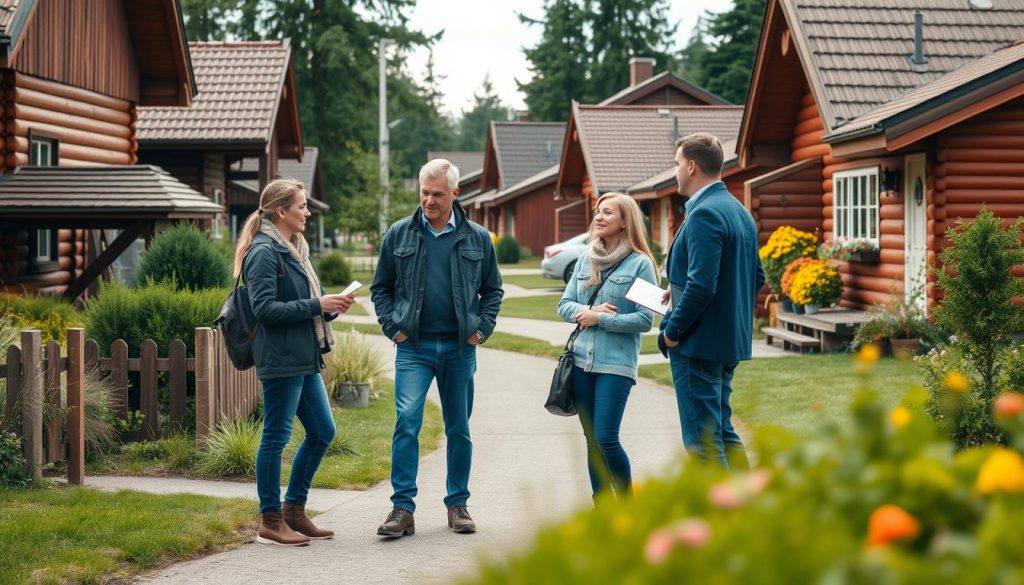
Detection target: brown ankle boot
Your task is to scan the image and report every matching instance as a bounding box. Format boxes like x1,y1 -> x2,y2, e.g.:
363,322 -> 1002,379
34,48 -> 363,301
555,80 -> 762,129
282,502 -> 334,540
257,511 -> 310,546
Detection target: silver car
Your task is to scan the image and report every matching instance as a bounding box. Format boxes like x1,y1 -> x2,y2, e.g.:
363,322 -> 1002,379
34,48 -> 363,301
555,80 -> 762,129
541,233 -> 588,283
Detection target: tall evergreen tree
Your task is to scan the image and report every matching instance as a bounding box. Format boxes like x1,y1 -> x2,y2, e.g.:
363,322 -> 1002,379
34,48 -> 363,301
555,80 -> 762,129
180,0 -> 236,40
696,0 -> 766,104
587,0 -> 676,101
677,16 -> 709,86
456,75 -> 512,151
516,0 -> 589,122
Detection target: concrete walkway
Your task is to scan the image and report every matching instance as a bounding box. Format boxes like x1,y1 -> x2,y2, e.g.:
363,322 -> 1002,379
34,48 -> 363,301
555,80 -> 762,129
135,336 -> 685,585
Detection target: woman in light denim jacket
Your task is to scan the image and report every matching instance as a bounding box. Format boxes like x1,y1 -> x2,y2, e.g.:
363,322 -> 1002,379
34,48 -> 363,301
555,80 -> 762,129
557,193 -> 659,499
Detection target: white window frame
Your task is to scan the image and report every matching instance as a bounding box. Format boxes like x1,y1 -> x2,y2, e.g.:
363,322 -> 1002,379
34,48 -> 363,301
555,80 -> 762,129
35,229 -> 51,261
833,167 -> 880,245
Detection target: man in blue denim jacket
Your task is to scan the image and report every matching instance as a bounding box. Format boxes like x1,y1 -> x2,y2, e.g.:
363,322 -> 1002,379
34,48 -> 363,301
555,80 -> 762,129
659,133 -> 765,469
371,158 -> 503,538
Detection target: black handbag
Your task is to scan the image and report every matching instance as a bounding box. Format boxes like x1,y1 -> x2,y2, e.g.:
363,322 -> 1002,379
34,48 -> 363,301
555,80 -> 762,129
545,259 -> 623,416
215,244 -> 282,371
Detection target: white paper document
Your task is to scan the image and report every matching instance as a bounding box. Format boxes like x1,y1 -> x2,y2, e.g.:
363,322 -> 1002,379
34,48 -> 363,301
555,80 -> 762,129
340,280 -> 364,296
625,278 -> 670,316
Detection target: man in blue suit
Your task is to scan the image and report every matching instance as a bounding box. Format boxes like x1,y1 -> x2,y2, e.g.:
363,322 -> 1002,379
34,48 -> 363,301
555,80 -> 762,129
659,133 -> 765,468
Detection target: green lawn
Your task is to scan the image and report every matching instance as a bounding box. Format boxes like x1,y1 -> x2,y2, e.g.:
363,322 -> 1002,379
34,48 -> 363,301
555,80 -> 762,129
90,381 -> 441,491
638,354 -> 923,438
0,486 -> 254,585
499,257 -> 542,270
501,274 -> 564,290
499,295 -> 563,321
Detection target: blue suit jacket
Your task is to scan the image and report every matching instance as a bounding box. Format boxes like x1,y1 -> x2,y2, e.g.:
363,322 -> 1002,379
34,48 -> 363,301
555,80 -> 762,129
659,181 -> 765,363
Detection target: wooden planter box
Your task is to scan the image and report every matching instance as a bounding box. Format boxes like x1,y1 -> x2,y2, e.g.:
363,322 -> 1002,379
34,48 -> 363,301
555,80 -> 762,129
847,250 -> 880,263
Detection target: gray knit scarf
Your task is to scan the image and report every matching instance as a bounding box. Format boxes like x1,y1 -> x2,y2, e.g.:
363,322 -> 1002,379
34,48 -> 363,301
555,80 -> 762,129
586,237 -> 632,287
260,219 -> 335,353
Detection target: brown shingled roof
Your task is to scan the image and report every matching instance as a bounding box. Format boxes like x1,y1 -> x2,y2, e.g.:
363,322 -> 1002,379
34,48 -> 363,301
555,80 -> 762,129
575,105 -> 743,193
137,41 -> 293,144
784,0 -> 1024,128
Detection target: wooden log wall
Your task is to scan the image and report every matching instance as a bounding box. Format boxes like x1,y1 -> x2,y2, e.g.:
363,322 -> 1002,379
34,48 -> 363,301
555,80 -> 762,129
934,97 -> 1024,308
11,0 -> 140,103
0,70 -> 136,295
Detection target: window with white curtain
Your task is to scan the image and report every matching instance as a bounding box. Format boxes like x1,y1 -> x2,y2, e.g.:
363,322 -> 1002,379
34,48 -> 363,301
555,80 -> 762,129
833,167 -> 880,244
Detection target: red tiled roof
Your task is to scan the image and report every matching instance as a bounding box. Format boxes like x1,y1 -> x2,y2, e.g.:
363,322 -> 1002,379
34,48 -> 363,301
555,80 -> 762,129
137,41 -> 291,144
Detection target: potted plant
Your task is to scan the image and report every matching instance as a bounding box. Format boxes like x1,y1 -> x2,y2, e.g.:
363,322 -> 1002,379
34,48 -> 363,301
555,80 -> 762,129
781,257 -> 818,314
788,260 -> 841,314
854,286 -> 936,357
819,237 -> 880,263
758,226 -> 818,309
324,330 -> 386,408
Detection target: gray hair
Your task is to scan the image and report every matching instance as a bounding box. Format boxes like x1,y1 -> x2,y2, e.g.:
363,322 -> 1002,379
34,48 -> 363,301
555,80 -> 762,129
419,158 -> 460,191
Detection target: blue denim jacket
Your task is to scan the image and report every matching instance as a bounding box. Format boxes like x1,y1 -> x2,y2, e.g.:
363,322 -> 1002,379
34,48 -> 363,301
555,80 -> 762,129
556,251 -> 657,381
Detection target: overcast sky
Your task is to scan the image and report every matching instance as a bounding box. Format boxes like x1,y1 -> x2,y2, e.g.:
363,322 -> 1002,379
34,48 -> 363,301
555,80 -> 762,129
402,0 -> 736,117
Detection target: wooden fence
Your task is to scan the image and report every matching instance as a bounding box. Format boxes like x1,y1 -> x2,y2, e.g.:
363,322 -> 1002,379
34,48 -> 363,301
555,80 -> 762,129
1,327 -> 260,482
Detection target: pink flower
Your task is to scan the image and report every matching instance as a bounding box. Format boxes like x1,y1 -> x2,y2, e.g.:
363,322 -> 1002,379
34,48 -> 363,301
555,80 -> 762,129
708,482 -> 745,509
674,518 -> 712,549
644,529 -> 675,564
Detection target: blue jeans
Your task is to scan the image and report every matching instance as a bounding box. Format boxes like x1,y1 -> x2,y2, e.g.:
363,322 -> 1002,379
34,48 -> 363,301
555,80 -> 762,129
668,355 -> 748,468
391,339 -> 476,512
571,366 -> 633,498
256,373 -> 336,513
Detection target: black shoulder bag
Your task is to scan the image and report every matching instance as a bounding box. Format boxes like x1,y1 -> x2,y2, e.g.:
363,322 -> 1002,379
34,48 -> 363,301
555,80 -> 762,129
545,259 -> 624,416
215,243 -> 283,371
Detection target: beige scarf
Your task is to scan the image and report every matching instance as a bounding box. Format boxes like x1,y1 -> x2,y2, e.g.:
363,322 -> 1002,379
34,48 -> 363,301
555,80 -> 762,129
586,237 -> 632,287
260,219 -> 335,352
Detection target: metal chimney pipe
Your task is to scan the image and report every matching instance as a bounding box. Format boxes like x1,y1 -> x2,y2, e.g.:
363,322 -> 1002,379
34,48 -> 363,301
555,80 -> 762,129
912,10 -> 927,65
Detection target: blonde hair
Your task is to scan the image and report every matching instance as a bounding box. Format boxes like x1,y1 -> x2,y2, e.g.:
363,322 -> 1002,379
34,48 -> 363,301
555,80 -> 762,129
587,193 -> 659,285
232,178 -> 306,278
419,158 -> 460,190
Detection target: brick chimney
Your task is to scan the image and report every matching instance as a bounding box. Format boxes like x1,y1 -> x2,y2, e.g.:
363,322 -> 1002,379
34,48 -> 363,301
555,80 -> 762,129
515,109 -> 530,122
629,57 -> 656,86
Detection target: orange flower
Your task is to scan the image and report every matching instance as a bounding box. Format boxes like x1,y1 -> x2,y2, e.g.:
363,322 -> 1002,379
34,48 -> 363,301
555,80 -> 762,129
943,372 -> 970,394
890,406 -> 912,428
866,504 -> 920,547
993,393 -> 1024,420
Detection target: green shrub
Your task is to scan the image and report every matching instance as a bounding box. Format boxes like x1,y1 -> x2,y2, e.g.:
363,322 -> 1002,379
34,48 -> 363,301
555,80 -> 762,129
84,280 -> 226,357
120,434 -> 196,470
2,292 -> 81,346
922,209 -> 1024,448
496,234 -> 520,264
317,252 -> 352,287
0,430 -> 30,488
121,440 -> 168,461
464,365 -> 1024,584
198,418 -> 260,476
136,223 -> 231,291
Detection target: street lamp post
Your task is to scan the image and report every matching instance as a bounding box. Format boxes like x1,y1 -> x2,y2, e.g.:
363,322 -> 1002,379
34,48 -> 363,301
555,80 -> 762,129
378,37 -> 391,239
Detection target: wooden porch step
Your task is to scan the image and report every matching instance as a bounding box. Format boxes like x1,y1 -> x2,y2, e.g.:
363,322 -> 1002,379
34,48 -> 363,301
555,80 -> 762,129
763,327 -> 820,353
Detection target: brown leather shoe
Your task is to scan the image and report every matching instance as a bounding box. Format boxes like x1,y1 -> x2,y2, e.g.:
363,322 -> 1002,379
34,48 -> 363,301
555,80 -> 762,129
447,505 -> 476,534
376,507 -> 415,538
257,511 -> 310,546
282,502 -> 334,540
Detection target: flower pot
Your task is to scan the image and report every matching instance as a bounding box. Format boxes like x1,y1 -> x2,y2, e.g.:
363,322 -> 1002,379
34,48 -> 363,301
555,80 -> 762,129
793,303 -> 805,315
804,303 -> 820,314
780,297 -> 794,313
337,381 -> 370,409
890,338 -> 922,360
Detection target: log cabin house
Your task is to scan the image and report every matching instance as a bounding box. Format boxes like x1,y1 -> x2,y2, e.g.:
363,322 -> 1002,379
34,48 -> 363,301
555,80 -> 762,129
739,0 -> 1024,312
229,146 -> 329,252
554,104 -> 744,250
136,40 -> 304,242
552,59 -> 738,249
462,121 -> 565,254
0,0 -> 221,299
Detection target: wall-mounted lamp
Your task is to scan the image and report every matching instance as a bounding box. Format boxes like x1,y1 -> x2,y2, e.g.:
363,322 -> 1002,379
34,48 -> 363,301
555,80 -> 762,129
880,168 -> 901,196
